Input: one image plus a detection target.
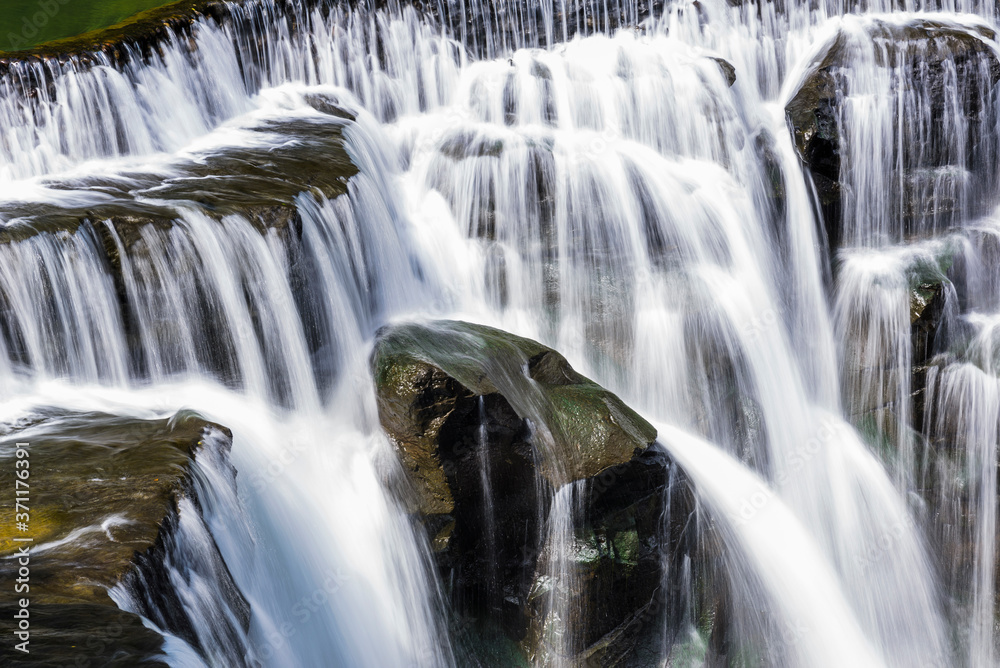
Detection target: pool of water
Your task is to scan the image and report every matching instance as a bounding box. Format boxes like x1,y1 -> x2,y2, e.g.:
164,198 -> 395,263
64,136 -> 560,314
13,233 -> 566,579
0,0 -> 178,52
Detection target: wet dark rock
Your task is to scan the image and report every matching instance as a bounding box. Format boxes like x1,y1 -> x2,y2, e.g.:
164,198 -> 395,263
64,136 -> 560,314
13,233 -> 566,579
710,57 -> 737,87
911,278 -> 949,436
786,47 -> 840,248
1,604 -> 170,668
372,321 -> 693,665
372,320 -> 657,496
141,116 -> 357,220
0,409 -> 249,666
785,19 -> 1000,255
526,448 -> 694,666
302,92 -> 355,119
0,111 -> 357,237
907,243 -> 959,441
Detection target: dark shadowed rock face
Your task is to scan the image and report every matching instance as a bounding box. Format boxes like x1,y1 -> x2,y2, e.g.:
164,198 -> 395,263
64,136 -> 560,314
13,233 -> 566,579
526,447 -> 697,666
2,604 -> 170,668
0,410 -> 249,667
911,270 -> 951,435
371,320 -> 697,664
786,18 -> 1000,255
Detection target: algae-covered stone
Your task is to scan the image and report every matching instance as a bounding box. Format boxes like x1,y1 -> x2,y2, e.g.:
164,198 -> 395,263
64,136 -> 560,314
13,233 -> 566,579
0,410 -> 209,598
372,320 -> 657,499
0,409 -> 248,666
374,357 -> 462,516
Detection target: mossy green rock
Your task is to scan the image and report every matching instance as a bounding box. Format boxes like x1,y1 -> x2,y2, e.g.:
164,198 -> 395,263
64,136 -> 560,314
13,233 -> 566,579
372,320 -> 657,511
372,321 -> 683,666
0,409 -> 236,665
0,1 -> 224,57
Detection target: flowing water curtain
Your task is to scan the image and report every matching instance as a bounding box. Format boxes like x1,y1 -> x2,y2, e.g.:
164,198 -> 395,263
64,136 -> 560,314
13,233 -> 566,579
400,30 -> 811,406
0,49 -> 454,665
833,241 -> 958,484
0,225 -> 129,383
833,16 -> 1000,247
391,8 -> 952,668
805,12 -> 1000,668
923,362 -> 1000,668
911,215 -> 1000,667
4,0 -> 1000,666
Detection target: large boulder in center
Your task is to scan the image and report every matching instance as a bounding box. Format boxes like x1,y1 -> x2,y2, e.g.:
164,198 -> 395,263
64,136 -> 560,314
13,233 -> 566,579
372,320 -> 671,663
372,320 -> 657,511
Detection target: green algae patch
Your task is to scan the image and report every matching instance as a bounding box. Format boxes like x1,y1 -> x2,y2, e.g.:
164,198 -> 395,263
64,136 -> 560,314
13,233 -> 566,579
0,409 -> 220,606
0,1 -> 217,56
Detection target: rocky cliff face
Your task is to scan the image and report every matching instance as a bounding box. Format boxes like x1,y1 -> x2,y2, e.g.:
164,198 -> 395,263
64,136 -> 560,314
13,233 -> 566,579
786,18 -> 1000,255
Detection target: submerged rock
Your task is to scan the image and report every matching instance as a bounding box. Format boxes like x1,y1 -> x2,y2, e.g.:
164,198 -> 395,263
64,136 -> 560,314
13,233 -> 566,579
710,56 -> 737,87
0,410 -> 249,666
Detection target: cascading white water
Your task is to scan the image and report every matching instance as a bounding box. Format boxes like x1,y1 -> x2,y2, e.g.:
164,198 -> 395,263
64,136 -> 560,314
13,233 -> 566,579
0,63 -> 457,665
534,482 -> 586,668
3,0 -> 1000,665
924,363 -> 999,667
659,423 -> 884,668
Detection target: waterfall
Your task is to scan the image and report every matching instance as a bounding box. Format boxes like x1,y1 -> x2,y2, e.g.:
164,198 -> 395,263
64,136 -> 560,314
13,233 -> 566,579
4,0 -> 1000,665
659,424 -> 883,668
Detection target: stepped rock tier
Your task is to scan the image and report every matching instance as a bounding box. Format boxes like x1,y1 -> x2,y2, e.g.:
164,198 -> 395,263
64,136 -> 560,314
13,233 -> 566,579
0,411 -> 249,666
